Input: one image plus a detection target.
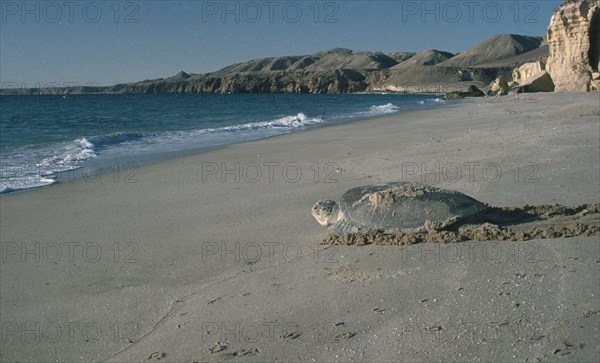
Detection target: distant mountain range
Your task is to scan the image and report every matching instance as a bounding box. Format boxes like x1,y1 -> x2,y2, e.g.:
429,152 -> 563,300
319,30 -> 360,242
2,34 -> 548,95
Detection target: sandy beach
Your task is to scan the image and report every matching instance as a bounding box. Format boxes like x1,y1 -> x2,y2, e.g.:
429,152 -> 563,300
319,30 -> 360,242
1,93 -> 599,362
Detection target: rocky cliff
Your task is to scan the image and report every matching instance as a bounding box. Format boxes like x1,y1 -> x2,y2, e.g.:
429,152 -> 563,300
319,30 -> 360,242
546,0 -> 600,92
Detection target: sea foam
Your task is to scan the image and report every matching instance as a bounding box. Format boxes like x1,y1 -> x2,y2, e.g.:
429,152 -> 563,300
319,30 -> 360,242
1,96 -> 444,194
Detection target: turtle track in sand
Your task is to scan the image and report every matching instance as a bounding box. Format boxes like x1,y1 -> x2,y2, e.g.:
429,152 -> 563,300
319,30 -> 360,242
323,203 -> 600,245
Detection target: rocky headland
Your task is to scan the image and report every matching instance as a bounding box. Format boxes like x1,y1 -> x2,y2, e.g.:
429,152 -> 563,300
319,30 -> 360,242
547,0 -> 600,91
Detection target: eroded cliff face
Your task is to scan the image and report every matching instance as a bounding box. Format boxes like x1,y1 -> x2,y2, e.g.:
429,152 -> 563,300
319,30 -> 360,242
547,0 -> 600,92
126,70 -> 369,94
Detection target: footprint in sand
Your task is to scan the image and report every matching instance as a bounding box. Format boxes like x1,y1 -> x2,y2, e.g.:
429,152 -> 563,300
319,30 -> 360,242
221,347 -> 260,358
207,297 -> 221,305
209,341 -> 228,353
147,352 -> 166,360
281,331 -> 302,341
333,332 -> 356,341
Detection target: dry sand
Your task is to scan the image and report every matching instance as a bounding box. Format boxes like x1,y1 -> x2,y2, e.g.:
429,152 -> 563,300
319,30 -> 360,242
1,93 -> 599,362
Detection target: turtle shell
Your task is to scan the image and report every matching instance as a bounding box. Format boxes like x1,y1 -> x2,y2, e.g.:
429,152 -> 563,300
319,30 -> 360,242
338,182 -> 487,231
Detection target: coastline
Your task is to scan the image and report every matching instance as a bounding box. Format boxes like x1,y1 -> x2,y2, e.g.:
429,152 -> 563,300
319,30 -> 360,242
0,93 -> 449,196
1,93 -> 599,362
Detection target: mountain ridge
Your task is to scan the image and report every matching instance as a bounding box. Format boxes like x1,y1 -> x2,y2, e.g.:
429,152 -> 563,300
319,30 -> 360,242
1,33 -> 548,95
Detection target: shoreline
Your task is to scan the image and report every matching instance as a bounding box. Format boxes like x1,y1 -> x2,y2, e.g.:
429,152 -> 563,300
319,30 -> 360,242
1,93 -> 599,362
0,95 -> 452,196
3,92 -> 595,205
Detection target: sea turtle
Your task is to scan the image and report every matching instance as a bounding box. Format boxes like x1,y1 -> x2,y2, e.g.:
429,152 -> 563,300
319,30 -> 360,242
311,182 -> 488,236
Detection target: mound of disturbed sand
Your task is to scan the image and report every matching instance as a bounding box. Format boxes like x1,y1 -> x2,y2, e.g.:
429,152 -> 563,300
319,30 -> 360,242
323,204 -> 600,245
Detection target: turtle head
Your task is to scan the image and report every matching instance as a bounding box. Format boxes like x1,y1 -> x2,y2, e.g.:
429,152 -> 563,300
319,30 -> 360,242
311,200 -> 341,227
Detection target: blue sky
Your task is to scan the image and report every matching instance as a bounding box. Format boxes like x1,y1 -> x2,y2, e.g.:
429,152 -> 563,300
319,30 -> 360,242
1,0 -> 562,86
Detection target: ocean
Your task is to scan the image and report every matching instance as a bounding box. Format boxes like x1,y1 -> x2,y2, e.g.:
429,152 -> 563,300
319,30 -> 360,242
0,93 -> 449,193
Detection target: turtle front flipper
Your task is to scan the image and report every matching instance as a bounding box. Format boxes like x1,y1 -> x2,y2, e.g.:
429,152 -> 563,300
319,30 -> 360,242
328,221 -> 360,236
328,221 -> 379,237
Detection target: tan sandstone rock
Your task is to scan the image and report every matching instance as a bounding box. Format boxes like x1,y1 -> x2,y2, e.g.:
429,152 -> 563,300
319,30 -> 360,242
546,0 -> 600,92
512,61 -> 547,84
488,75 -> 510,95
515,71 -> 555,93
